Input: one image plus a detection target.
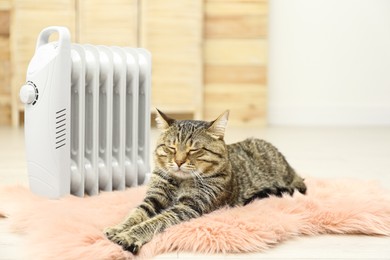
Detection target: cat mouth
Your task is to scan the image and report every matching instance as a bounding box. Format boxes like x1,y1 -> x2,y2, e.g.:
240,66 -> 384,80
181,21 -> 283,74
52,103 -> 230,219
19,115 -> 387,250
172,169 -> 192,179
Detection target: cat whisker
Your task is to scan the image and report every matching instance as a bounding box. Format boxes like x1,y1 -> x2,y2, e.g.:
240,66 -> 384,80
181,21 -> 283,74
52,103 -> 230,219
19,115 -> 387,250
191,170 -> 218,201
155,167 -> 171,184
195,169 -> 235,196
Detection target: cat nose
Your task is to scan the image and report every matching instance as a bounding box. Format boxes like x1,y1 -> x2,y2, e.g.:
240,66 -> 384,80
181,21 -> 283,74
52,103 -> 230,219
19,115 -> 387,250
175,159 -> 185,167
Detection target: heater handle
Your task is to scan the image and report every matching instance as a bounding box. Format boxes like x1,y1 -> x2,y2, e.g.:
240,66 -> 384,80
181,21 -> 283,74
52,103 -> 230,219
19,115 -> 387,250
36,26 -> 71,51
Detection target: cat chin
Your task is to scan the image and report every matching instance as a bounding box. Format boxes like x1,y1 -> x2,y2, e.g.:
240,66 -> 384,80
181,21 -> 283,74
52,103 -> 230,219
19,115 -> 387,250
171,170 -> 193,179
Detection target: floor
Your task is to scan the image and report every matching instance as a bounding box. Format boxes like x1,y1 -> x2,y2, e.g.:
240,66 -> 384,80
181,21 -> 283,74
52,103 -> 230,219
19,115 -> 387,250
0,126 -> 390,259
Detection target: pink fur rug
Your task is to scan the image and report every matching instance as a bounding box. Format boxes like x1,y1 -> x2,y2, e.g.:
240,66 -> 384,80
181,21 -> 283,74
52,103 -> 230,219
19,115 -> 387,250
1,178 -> 390,259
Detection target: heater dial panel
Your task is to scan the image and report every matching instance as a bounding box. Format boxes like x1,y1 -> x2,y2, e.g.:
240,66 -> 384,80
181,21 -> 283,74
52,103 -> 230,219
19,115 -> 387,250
20,81 -> 38,105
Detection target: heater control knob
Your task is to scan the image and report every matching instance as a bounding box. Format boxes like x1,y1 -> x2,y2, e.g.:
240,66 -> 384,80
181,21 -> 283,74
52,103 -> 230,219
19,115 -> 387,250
20,82 -> 37,104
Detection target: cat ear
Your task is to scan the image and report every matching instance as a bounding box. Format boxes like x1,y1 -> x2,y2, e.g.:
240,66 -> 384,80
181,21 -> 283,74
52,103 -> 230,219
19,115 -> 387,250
155,108 -> 175,131
207,110 -> 229,139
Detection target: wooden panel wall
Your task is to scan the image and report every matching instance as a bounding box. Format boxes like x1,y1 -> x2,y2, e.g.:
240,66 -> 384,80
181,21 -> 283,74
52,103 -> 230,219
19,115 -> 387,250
204,0 -> 268,125
5,0 -> 268,126
140,0 -> 203,119
77,0 -> 138,46
0,0 -> 11,125
10,0 -> 76,126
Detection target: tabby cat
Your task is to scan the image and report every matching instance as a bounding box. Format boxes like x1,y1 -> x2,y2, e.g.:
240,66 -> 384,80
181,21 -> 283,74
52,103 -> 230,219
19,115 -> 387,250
105,109 -> 307,254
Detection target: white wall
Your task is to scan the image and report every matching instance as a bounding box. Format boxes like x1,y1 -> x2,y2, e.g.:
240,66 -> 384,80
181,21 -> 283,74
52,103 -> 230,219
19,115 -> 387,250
268,0 -> 390,126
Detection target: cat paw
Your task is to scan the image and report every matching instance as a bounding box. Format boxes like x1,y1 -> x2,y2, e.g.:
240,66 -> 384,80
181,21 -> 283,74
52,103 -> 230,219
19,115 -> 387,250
110,232 -> 143,254
104,225 -> 126,239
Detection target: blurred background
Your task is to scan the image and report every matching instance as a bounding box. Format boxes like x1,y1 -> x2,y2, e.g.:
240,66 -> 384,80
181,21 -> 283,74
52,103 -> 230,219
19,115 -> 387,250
0,0 -> 389,127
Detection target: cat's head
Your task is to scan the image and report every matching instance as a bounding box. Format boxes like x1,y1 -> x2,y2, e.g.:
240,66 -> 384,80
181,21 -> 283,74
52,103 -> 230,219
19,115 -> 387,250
154,109 -> 229,180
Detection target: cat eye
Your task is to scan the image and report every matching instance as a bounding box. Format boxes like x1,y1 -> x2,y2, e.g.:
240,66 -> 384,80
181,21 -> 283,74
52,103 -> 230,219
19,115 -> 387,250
189,148 -> 201,154
166,146 -> 176,153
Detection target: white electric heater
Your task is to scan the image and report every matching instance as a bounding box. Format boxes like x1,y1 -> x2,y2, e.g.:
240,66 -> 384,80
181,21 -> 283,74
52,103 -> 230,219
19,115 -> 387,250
19,26 -> 151,199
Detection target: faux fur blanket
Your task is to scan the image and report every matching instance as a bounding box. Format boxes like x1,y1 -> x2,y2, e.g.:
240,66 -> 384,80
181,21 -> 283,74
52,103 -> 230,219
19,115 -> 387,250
0,178 -> 390,259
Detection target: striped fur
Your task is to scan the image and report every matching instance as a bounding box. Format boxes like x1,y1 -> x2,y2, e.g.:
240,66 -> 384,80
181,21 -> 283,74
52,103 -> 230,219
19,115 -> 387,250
105,110 -> 307,254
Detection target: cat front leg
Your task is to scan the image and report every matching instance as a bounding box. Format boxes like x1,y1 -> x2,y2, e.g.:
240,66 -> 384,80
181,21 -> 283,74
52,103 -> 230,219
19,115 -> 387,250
110,195 -> 206,254
104,205 -> 148,240
105,172 -> 174,239
105,190 -> 171,239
